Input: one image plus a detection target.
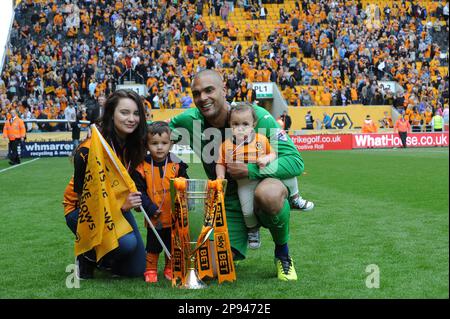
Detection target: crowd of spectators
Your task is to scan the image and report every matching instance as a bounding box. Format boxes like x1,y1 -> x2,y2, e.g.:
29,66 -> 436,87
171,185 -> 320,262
273,1 -> 449,119
0,0 -> 449,132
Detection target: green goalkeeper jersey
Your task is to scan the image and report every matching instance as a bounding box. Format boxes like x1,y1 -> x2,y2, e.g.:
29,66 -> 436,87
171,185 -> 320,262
169,105 -> 304,188
169,105 -> 302,259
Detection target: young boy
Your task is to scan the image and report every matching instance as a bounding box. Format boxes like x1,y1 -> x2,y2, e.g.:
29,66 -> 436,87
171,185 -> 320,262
216,102 -> 278,249
135,121 -> 189,283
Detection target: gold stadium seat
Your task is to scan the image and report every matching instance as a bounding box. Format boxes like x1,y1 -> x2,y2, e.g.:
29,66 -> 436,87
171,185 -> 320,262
438,66 -> 449,76
416,62 -> 422,71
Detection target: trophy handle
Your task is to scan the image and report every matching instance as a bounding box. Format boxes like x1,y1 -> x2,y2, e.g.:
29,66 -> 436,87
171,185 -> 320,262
188,179 -> 227,257
190,226 -> 214,256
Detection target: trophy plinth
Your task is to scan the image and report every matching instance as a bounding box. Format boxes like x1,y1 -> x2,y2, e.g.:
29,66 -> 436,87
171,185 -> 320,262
183,266 -> 207,289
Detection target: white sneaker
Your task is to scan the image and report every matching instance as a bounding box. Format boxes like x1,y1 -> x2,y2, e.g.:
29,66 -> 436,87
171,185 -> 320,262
248,229 -> 261,249
291,196 -> 314,211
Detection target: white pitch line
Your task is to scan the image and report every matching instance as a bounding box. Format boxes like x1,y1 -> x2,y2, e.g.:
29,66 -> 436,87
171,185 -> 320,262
0,158 -> 40,173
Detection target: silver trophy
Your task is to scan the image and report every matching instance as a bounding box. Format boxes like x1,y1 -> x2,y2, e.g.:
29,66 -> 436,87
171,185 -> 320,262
170,179 -> 226,289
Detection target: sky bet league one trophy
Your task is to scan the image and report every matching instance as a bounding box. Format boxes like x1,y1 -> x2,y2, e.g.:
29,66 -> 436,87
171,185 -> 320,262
170,178 -> 236,289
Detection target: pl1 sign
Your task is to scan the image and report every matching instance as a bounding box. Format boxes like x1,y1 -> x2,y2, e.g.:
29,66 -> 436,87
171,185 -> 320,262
253,83 -> 273,99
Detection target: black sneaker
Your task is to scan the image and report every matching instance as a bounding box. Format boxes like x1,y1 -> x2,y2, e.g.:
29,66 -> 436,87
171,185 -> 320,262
76,255 -> 95,280
97,258 -> 113,272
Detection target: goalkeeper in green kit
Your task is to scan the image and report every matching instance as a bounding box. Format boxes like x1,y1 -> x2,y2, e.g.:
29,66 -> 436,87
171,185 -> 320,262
169,70 -> 314,281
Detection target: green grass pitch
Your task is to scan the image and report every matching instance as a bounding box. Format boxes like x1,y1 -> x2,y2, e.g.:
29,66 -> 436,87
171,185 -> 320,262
0,148 -> 448,299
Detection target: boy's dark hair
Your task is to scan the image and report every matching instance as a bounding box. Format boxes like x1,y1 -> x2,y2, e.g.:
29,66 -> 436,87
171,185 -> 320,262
147,121 -> 171,137
229,102 -> 257,123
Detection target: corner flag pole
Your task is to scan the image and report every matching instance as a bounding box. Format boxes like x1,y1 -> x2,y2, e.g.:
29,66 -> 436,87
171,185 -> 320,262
140,205 -> 172,259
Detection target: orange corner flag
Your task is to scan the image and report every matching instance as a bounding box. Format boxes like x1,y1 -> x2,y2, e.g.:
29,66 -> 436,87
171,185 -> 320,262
75,125 -> 137,261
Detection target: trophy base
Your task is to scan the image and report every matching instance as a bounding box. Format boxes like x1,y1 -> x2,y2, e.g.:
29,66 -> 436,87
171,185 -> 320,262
182,268 -> 207,289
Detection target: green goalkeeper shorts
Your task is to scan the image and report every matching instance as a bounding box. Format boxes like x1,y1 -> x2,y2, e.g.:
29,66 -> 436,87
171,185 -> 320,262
225,193 -> 290,260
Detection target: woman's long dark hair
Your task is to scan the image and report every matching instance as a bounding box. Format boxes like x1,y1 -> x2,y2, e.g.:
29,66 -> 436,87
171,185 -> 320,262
100,89 -> 147,171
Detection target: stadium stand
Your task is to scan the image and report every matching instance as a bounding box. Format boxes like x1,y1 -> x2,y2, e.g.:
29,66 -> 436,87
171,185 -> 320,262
0,0 -> 448,133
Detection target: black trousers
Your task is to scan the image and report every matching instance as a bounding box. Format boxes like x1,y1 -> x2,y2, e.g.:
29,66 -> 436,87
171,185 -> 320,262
9,139 -> 21,164
399,132 -> 407,148
146,227 -> 171,254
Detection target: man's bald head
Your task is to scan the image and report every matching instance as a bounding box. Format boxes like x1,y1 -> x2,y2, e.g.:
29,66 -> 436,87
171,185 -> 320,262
192,69 -> 224,88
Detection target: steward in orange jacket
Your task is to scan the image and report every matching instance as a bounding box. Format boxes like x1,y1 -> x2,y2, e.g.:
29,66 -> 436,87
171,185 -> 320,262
3,110 -> 26,165
394,113 -> 411,148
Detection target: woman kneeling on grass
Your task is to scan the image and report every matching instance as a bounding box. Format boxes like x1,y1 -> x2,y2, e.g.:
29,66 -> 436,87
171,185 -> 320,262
63,89 -> 147,279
